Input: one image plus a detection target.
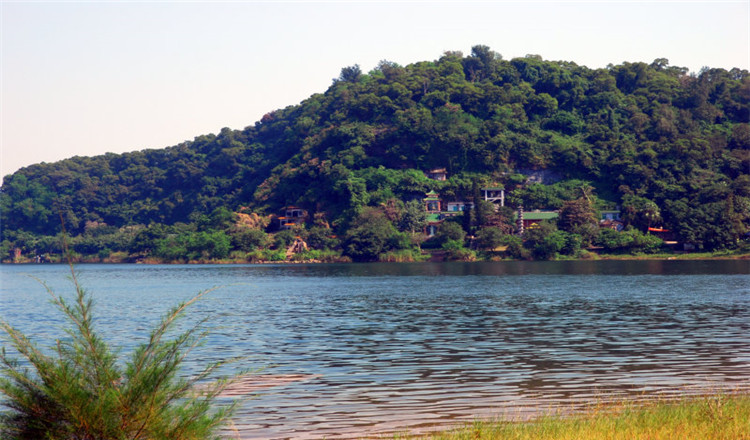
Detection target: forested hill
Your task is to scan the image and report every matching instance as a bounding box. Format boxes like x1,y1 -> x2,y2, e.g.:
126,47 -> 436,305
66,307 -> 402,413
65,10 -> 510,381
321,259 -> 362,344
2,46 -> 749,255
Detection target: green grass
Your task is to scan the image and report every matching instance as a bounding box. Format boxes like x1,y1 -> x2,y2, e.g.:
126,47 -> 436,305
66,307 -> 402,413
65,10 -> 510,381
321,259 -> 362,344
595,247 -> 750,260
398,393 -> 750,440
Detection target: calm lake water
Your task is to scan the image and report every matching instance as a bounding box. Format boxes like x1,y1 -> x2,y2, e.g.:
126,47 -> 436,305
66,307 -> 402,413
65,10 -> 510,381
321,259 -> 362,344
1,260 -> 749,439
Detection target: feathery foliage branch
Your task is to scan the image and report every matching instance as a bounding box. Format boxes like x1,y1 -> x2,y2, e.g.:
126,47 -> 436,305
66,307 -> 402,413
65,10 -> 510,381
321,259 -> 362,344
0,262 -> 241,439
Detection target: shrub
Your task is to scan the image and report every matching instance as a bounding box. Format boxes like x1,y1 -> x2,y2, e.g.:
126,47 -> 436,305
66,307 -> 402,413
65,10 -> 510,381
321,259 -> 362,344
441,240 -> 476,261
184,231 -> 232,260
561,232 -> 582,256
231,227 -> 269,252
435,221 -> 466,246
273,230 -> 297,249
290,249 -> 343,262
0,265 -> 240,440
245,249 -> 265,262
596,228 -> 664,254
446,247 -> 476,262
262,248 -> 288,261
343,208 -> 400,261
475,227 -> 505,250
597,228 -> 634,251
630,229 -> 664,253
304,227 -> 339,250
500,234 -> 528,259
532,230 -> 567,260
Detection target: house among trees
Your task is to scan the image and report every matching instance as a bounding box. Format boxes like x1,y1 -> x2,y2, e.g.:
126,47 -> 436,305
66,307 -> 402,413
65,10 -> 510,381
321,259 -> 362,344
422,191 -> 474,236
600,210 -> 621,221
482,186 -> 505,207
423,191 -> 444,236
445,201 -> 473,212
278,206 -> 307,230
599,209 -> 624,230
424,191 -> 441,212
513,209 -> 559,232
425,168 -> 448,181
600,219 -> 624,231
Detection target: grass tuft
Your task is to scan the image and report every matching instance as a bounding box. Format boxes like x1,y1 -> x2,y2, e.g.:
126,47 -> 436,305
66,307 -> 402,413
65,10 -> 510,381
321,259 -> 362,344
403,393 -> 750,440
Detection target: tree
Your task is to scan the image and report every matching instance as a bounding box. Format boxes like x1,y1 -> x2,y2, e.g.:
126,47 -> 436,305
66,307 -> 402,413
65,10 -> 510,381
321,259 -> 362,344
337,65 -> 362,83
273,230 -> 297,250
483,205 -> 515,234
463,44 -> 501,82
205,206 -> 237,231
343,208 -> 400,261
399,199 -> 427,234
523,220 -> 560,259
533,230 -> 568,260
557,197 -> 599,246
435,221 -> 466,246
304,226 -> 339,250
621,194 -> 661,231
475,200 -> 497,228
190,231 -> 231,260
462,204 -> 473,235
472,181 -> 483,229
2,53 -> 749,259
475,227 -> 505,250
230,227 -> 269,252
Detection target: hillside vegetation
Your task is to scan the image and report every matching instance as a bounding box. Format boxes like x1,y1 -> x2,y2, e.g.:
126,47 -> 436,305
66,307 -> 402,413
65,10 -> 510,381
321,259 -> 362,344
2,46 -> 748,262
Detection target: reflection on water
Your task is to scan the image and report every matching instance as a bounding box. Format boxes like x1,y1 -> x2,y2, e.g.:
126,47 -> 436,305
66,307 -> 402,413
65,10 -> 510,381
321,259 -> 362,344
1,261 -> 749,439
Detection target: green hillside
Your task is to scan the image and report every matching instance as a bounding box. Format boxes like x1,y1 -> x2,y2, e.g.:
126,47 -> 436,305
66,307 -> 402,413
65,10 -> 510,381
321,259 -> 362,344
2,46 -> 748,262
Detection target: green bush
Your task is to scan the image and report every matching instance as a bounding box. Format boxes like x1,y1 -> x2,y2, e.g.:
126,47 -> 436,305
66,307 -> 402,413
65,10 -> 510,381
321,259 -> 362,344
188,231 -> 231,260
504,236 -> 530,259
446,247 -> 476,261
230,228 -> 269,252
0,266 -> 241,440
597,228 -> 634,251
630,230 -> 664,253
434,221 -> 466,246
304,227 -> 339,250
561,232 -> 582,256
377,249 -> 427,262
273,230 -> 297,249
290,249 -> 343,262
596,228 -> 664,254
440,239 -> 476,261
475,227 -> 505,250
343,208 -> 400,262
262,248 -> 287,261
441,239 -> 465,251
533,230 -> 565,260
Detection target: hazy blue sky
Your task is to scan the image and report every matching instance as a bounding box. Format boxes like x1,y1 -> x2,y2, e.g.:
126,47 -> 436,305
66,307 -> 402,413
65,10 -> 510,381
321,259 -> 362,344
2,1 -> 748,178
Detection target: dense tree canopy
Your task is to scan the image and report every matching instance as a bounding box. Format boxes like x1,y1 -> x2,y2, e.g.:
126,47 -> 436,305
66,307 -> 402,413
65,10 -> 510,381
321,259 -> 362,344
2,46 -> 748,259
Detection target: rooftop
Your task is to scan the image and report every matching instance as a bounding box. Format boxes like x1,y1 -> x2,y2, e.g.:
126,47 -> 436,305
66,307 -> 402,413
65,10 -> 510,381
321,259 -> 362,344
513,211 -> 559,221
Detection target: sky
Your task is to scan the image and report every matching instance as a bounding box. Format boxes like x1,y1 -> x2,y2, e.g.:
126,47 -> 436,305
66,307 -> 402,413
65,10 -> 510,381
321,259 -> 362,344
1,0 -> 748,179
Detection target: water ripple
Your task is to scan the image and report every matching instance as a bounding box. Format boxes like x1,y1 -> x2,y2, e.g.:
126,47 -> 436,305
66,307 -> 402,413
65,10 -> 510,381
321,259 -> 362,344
1,261 -> 748,439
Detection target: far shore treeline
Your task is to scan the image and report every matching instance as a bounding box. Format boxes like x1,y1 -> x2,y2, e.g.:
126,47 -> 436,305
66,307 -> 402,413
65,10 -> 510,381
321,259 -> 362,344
1,46 -> 748,263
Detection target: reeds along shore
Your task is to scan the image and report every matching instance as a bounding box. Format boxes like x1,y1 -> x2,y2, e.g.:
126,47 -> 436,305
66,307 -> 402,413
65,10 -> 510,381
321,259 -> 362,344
399,392 -> 750,440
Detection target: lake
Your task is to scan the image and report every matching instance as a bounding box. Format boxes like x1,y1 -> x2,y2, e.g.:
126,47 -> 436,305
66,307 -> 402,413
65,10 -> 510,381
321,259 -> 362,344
1,260 -> 749,439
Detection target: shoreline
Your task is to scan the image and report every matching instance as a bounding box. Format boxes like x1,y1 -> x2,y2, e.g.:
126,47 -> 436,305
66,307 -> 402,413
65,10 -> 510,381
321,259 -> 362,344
3,251 -> 749,265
